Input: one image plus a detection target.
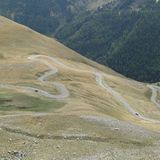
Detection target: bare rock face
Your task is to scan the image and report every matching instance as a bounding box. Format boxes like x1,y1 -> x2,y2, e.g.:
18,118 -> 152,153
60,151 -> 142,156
8,150 -> 27,159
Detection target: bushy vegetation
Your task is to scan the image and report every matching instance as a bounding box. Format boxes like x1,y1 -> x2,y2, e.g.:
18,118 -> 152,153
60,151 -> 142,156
107,11 -> 160,82
56,10 -> 141,61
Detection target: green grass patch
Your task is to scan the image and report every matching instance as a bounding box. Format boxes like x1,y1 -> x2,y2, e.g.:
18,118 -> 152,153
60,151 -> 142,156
0,92 -> 65,112
145,88 -> 152,99
0,53 -> 5,59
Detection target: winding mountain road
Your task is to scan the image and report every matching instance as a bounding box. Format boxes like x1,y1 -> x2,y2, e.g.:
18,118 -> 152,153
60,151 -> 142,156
0,55 -> 69,99
0,55 -> 160,123
147,85 -> 160,109
95,72 -> 160,123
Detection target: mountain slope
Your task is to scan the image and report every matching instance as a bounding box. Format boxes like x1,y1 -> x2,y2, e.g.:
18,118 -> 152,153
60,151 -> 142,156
0,0 -> 115,35
0,16 -> 160,159
1,0 -> 160,82
56,0 -> 160,82
107,11 -> 160,82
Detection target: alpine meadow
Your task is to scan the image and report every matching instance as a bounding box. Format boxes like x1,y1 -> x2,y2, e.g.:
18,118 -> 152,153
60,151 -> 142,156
0,0 -> 160,160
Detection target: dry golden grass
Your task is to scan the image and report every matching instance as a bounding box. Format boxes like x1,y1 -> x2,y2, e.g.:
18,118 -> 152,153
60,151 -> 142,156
0,16 -> 160,159
0,16 -> 160,129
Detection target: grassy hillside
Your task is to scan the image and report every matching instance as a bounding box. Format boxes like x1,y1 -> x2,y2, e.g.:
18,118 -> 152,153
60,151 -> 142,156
0,16 -> 160,159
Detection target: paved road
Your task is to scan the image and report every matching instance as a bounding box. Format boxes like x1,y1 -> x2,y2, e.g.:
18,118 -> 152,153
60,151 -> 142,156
0,55 -> 69,99
0,55 -> 160,123
95,72 -> 160,123
147,85 -> 160,109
